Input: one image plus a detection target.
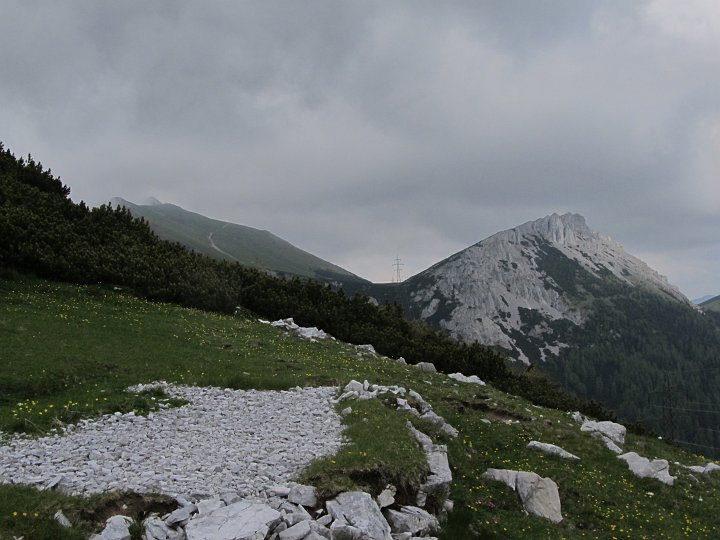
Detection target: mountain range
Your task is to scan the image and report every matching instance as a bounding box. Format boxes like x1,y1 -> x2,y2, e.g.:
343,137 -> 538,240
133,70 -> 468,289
116,199 -> 720,452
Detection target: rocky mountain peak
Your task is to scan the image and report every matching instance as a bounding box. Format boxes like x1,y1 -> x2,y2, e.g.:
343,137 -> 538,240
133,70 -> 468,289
406,213 -> 689,363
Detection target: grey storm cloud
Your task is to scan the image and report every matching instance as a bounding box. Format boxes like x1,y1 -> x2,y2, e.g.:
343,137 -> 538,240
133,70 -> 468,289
1,0 -> 719,296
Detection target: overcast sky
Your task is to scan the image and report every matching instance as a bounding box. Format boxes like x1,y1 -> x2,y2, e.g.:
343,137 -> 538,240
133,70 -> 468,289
2,1 -> 719,298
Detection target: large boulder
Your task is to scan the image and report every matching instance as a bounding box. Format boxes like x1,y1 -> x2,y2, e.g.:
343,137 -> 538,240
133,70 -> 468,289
515,473 -> 563,524
184,500 -> 281,540
618,452 -> 676,485
414,362 -> 437,373
326,491 -> 392,540
580,420 -> 626,445
482,469 -> 563,523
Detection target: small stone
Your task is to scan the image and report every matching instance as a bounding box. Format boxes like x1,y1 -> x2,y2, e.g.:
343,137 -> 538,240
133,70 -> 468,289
278,519 -> 311,540
164,506 -> 192,527
377,485 -> 396,509
90,515 -> 134,540
287,484 -> 317,507
54,510 -> 72,528
384,506 -> 438,536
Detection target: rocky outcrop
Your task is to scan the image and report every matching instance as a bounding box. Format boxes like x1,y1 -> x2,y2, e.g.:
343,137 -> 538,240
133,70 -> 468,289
618,452 -> 676,486
332,380 -> 455,512
447,373 -> 485,386
580,420 -> 626,445
268,318 -> 331,341
335,380 -> 459,439
527,441 -> 580,461
407,423 -> 452,508
481,469 -> 563,523
414,362 -> 437,373
575,417 -> 626,454
90,484 -> 444,540
383,506 -> 438,536
681,462 -> 720,475
326,491 -> 392,540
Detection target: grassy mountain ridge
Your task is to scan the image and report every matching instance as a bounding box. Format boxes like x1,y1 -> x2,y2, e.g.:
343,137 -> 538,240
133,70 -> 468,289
110,197 -> 368,284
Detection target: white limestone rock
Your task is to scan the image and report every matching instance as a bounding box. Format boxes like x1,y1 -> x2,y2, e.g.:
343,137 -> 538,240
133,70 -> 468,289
278,519 -> 311,540
356,344 -> 377,355
414,362 -> 437,373
591,432 -> 623,454
90,515 -> 134,540
165,506 -> 193,527
527,441 -> 580,461
287,484 -> 317,507
680,462 -> 720,476
448,373 -> 485,385
419,410 -> 459,438
270,318 -> 330,341
618,452 -> 676,485
481,469 -> 563,523
383,506 -> 438,536
407,422 -> 452,506
184,500 -> 281,540
196,498 -> 225,515
143,515 -> 186,540
304,532 -> 328,540
326,491 -> 392,540
377,485 -> 396,509
580,420 -> 626,445
54,510 -> 72,528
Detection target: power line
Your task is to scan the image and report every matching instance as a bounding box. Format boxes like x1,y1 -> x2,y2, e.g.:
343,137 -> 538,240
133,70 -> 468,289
649,404 -> 720,415
392,255 -> 403,283
677,400 -> 720,409
672,439 -> 720,452
653,365 -> 720,375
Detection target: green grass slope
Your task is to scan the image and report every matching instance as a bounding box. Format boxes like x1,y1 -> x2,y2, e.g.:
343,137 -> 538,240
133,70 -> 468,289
111,197 -> 367,284
1,276 -> 719,539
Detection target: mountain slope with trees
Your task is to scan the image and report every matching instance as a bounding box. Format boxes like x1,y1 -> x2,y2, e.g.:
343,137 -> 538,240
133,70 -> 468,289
0,142 -> 607,420
346,216 -> 720,456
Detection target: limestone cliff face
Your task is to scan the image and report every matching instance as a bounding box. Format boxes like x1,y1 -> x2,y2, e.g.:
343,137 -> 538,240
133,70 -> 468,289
406,213 -> 688,363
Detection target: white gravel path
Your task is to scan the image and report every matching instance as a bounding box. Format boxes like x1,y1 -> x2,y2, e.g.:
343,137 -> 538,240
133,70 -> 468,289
0,383 -> 343,499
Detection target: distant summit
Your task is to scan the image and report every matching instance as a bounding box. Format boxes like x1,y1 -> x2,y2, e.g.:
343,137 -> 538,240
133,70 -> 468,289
402,212 -> 688,363
694,294 -> 718,305
142,196 -> 163,206
111,197 -> 368,284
